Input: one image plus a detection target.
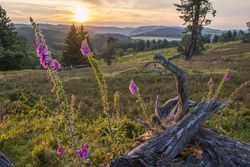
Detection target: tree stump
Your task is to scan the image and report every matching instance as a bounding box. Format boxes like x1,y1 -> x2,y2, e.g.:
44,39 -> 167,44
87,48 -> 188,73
109,54 -> 250,167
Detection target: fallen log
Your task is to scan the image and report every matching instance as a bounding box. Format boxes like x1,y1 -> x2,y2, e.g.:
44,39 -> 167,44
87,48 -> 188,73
109,54 -> 250,167
0,152 -> 15,167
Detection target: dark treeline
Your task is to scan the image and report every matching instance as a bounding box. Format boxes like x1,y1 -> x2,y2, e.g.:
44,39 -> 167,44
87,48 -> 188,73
212,30 -> 246,43
116,38 -> 179,52
97,36 -> 180,65
178,30 -> 247,55
0,6 -> 36,71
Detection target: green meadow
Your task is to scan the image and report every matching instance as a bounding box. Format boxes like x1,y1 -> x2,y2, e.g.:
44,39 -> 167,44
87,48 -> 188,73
1,41 -> 250,166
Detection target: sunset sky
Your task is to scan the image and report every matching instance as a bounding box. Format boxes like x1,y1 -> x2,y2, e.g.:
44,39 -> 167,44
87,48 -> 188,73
0,0 -> 249,29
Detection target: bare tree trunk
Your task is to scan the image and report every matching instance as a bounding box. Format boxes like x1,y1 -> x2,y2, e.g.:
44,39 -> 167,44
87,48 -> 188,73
185,3 -> 201,61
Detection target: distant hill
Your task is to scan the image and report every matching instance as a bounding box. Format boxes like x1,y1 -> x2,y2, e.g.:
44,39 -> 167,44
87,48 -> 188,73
91,33 -> 132,50
129,26 -> 165,35
16,24 -> 222,36
134,27 -> 222,38
202,28 -> 222,35
16,27 -> 66,46
15,24 -> 222,50
15,26 -> 132,51
135,27 -> 184,38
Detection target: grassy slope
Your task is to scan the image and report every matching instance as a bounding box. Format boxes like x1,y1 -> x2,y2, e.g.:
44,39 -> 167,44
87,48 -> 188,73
1,41 -> 250,166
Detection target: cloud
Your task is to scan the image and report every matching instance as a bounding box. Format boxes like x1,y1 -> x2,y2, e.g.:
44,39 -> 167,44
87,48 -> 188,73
0,0 -> 249,28
82,0 -> 176,10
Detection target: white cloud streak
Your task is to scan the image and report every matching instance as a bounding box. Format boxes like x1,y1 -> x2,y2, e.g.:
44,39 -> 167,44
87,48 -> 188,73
0,0 -> 249,29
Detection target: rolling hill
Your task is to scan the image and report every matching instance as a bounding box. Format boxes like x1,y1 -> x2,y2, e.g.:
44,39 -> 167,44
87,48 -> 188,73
16,26 -> 133,50
15,24 -> 222,51
134,27 -> 222,38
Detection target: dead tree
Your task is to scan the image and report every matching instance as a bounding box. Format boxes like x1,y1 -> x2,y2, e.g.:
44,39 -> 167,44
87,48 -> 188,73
0,152 -> 15,167
109,53 -> 250,167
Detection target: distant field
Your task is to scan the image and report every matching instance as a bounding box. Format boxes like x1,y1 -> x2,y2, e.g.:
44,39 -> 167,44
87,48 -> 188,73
1,41 -> 249,109
1,41 -> 250,166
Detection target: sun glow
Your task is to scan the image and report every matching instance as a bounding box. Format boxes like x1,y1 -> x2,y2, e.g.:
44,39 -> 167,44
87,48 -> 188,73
74,6 -> 90,22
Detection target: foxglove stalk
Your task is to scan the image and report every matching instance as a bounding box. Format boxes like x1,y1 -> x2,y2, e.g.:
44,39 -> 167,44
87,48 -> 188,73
30,18 -> 81,166
207,78 -> 215,99
129,80 -> 147,117
214,68 -> 232,99
80,39 -> 118,152
32,18 -> 61,70
80,40 -> 110,114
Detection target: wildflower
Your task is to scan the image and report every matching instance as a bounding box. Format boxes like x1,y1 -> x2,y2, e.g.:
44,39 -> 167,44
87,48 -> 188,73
80,40 -> 91,57
224,69 -> 231,81
80,39 -> 110,114
51,60 -> 61,70
35,34 -> 50,68
77,144 -> 89,160
208,78 -> 215,86
40,52 -> 50,68
129,80 -> 139,95
31,18 -> 80,165
34,29 -> 62,69
57,146 -> 66,156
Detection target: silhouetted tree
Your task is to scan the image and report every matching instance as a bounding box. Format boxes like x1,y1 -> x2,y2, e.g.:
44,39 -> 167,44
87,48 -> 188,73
218,31 -> 234,42
62,24 -> 81,66
146,40 -> 150,48
136,40 -> 145,52
163,39 -> 170,48
78,25 -> 94,53
0,6 -> 31,71
212,34 -> 219,43
126,48 -> 135,54
0,6 -> 17,50
236,30 -> 245,41
175,0 -> 216,60
232,30 -> 238,40
116,48 -> 125,57
100,36 -> 118,65
62,24 -> 93,66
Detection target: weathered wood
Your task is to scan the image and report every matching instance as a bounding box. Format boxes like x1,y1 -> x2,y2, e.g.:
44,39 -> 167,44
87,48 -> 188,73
145,54 -> 189,121
155,96 -> 197,121
109,100 -> 227,167
109,54 -> 250,167
0,152 -> 15,167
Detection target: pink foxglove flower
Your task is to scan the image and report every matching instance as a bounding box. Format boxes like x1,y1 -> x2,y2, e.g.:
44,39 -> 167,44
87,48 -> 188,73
80,40 -> 91,57
129,80 -> 139,95
224,69 -> 231,81
208,78 -> 215,86
50,60 -> 61,70
35,35 -> 50,68
77,144 -> 89,159
34,33 -> 61,69
57,146 -> 66,156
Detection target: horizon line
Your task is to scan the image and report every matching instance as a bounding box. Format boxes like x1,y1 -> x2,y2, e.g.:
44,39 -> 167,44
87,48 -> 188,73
14,22 -> 249,31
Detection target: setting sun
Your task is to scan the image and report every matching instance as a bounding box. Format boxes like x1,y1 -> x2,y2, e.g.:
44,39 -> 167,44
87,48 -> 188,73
74,6 -> 90,22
